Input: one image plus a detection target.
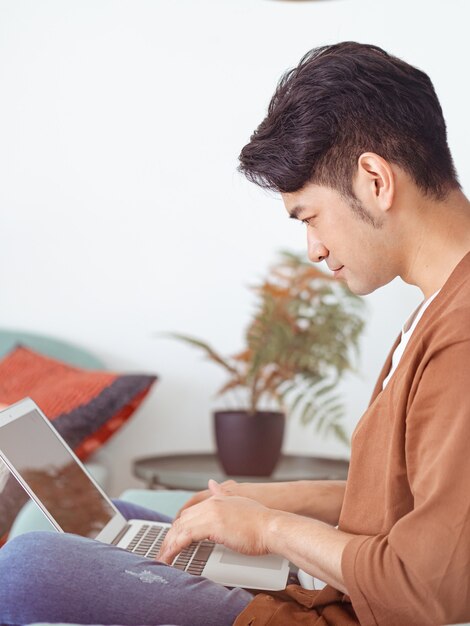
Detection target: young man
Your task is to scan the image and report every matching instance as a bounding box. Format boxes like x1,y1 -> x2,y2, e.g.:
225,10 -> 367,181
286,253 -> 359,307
157,42 -> 470,624
1,42 -> 469,626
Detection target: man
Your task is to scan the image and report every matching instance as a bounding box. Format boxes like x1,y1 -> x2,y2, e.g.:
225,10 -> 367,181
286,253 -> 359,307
1,42 -> 469,626
157,42 -> 470,624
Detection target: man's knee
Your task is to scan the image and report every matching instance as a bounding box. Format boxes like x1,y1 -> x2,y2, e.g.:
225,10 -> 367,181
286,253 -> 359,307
0,530 -> 88,584
0,531 -> 63,617
2,529 -> 57,555
0,531 -> 63,575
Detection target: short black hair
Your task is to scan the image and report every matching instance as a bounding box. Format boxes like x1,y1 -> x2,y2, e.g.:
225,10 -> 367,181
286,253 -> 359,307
239,42 -> 460,200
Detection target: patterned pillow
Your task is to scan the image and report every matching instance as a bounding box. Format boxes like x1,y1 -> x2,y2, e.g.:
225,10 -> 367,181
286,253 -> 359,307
0,346 -> 157,544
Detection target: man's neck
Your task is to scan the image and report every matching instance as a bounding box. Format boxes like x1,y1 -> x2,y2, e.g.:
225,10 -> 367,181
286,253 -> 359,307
398,189 -> 470,298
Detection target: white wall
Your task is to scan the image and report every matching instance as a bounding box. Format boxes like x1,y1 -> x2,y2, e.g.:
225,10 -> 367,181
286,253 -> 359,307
1,0 -> 468,496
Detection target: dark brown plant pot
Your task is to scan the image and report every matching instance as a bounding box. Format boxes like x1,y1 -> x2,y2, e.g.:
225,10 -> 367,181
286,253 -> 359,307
214,410 -> 285,477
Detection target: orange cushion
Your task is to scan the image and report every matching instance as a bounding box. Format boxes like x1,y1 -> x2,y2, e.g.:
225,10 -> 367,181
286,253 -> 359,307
0,346 -> 157,544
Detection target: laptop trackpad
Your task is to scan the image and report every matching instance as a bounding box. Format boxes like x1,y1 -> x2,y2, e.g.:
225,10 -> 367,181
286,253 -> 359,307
219,547 -> 283,570
203,544 -> 289,590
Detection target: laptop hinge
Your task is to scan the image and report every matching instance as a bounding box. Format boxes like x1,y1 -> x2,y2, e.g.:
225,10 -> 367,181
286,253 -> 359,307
111,523 -> 131,545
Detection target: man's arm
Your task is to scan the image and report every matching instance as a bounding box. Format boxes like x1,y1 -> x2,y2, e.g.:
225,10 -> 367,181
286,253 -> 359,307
177,479 -> 346,526
340,337 -> 470,625
159,480 -> 355,594
265,510 -> 353,594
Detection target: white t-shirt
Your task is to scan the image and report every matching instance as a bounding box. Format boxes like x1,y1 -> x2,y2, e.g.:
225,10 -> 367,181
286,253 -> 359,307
382,289 -> 440,390
298,289 -> 441,591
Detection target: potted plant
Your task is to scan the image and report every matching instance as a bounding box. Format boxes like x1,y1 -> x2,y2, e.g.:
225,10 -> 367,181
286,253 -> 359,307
169,251 -> 366,476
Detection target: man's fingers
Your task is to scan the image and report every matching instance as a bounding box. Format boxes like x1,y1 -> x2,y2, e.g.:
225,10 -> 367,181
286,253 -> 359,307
158,526 -> 190,563
174,490 -> 209,519
208,478 -> 223,496
157,541 -> 180,565
157,518 -> 207,564
176,479 -> 238,518
177,480 -> 227,518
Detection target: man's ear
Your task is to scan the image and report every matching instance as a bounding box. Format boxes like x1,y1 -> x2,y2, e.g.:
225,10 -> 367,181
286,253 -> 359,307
356,152 -> 395,213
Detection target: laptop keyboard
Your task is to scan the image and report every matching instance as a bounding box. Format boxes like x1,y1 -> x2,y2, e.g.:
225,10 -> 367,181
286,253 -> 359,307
125,524 -> 215,576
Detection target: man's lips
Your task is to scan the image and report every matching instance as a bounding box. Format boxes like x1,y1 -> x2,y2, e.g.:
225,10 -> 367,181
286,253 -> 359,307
331,265 -> 344,276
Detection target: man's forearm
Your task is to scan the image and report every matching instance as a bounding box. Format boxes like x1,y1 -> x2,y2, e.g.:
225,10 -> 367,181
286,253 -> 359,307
159,481 -> 353,594
266,509 -> 355,594
240,480 -> 346,526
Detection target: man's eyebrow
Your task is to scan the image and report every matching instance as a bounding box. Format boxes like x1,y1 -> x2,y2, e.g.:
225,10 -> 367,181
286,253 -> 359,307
288,205 -> 304,220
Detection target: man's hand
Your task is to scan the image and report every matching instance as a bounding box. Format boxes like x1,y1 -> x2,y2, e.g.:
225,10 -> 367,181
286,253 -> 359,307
158,478 -> 353,594
158,479 -> 272,564
175,479 -> 239,518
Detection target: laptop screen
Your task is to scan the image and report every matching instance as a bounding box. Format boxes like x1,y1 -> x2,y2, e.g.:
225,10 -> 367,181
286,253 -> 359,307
0,409 -> 118,538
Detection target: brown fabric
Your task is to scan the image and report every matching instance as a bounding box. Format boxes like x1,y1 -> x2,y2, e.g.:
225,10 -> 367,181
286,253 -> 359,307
235,251 -> 470,626
234,585 -> 357,625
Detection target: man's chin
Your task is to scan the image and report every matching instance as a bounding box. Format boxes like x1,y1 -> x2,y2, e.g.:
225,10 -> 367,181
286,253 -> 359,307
347,275 -> 394,296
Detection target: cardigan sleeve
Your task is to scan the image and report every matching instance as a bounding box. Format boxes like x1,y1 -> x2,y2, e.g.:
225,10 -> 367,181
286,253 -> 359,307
341,338 -> 470,626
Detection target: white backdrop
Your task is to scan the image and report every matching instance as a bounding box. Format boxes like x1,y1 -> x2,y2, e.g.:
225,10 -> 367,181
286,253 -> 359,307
1,0 -> 468,496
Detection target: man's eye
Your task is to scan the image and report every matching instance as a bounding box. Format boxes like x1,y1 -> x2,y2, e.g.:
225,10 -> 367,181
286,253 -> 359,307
301,216 -> 316,227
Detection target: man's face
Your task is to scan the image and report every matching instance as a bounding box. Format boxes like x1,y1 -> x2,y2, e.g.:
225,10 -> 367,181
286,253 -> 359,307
282,183 -> 397,295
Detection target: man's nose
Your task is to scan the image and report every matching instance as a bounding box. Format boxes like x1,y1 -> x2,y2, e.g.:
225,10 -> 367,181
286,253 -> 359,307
307,237 -> 329,263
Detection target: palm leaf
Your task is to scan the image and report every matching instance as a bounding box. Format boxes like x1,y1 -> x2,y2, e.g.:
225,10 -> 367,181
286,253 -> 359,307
163,333 -> 239,376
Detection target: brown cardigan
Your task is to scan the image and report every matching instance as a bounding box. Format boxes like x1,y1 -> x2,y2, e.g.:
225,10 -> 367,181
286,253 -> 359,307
235,252 -> 470,626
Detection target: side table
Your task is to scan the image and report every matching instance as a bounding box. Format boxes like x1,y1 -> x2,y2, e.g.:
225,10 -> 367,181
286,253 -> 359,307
133,452 -> 349,490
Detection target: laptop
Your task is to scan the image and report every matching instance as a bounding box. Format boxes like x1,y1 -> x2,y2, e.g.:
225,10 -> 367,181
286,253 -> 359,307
0,398 -> 289,591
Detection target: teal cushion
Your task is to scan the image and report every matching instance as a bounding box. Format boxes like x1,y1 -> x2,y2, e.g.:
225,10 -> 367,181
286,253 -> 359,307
119,488 -> 195,518
0,329 -> 105,370
8,500 -> 56,537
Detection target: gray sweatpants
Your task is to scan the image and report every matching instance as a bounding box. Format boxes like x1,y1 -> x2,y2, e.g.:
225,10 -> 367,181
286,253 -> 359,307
0,499 -> 252,626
